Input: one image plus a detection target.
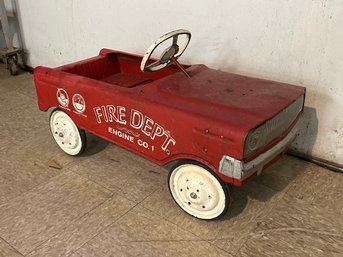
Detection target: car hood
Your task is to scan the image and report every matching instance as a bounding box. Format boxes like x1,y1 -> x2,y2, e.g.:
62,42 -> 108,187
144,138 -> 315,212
142,65 -> 305,131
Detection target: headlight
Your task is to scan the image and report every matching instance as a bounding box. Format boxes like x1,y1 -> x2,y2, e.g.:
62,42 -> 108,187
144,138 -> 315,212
244,95 -> 304,156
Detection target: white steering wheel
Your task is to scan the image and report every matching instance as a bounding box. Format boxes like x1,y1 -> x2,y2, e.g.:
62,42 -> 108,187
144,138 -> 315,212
140,29 -> 191,72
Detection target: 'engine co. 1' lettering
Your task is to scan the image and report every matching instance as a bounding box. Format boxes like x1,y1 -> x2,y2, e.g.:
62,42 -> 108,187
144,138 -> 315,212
93,105 -> 176,153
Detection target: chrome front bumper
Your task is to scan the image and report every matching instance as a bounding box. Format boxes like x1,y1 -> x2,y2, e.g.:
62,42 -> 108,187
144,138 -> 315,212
218,119 -> 301,181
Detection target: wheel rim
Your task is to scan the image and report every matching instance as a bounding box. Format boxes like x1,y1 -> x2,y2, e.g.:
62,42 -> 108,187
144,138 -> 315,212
50,110 -> 82,155
169,164 -> 226,219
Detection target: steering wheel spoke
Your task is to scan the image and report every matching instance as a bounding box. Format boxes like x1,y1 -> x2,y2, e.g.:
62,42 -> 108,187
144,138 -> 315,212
145,60 -> 168,72
140,29 -> 191,73
172,34 -> 179,45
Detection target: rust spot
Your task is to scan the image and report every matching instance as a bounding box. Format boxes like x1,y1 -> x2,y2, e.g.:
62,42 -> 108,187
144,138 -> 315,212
224,137 -> 233,143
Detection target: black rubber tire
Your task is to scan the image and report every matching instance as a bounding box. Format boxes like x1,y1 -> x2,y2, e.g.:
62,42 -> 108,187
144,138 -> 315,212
168,160 -> 230,220
49,108 -> 87,156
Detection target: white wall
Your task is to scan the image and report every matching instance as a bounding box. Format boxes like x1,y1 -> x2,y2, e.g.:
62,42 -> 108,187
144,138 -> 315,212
12,0 -> 343,164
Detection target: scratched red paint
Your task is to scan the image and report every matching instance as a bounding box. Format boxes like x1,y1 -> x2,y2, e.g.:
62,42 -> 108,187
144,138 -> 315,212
34,49 -> 305,186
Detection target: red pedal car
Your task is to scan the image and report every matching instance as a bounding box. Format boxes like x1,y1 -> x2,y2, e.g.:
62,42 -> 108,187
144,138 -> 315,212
34,29 -> 305,220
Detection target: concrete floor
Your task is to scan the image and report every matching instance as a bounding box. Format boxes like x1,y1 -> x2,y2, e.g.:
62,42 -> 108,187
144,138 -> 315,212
0,66 -> 342,257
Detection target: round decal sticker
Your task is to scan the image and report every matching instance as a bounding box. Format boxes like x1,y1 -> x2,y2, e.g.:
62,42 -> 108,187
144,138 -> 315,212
56,88 -> 69,108
72,93 -> 86,113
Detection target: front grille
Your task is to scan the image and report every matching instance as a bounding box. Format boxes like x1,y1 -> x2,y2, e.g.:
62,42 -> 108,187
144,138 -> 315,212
244,95 -> 304,156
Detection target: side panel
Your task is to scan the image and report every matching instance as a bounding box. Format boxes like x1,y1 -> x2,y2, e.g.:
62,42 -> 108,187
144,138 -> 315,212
34,67 -> 239,184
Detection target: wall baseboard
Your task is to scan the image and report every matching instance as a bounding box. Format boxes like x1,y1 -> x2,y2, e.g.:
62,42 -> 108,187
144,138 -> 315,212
287,149 -> 343,173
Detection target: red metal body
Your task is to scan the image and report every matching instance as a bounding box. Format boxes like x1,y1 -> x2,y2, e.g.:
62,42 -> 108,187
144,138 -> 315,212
34,49 -> 305,185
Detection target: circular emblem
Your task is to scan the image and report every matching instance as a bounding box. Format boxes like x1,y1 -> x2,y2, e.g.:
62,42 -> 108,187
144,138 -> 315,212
246,128 -> 261,152
72,93 -> 86,113
56,88 -> 69,108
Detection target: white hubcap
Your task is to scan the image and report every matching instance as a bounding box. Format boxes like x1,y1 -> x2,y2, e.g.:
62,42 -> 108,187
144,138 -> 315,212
169,164 -> 226,219
50,110 -> 82,155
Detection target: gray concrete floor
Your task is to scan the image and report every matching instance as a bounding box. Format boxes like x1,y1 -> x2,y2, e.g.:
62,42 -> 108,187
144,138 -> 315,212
0,66 -> 342,257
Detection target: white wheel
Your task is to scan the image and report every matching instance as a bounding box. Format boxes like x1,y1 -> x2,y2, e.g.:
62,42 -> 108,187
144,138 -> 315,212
168,163 -> 229,220
49,109 -> 86,156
